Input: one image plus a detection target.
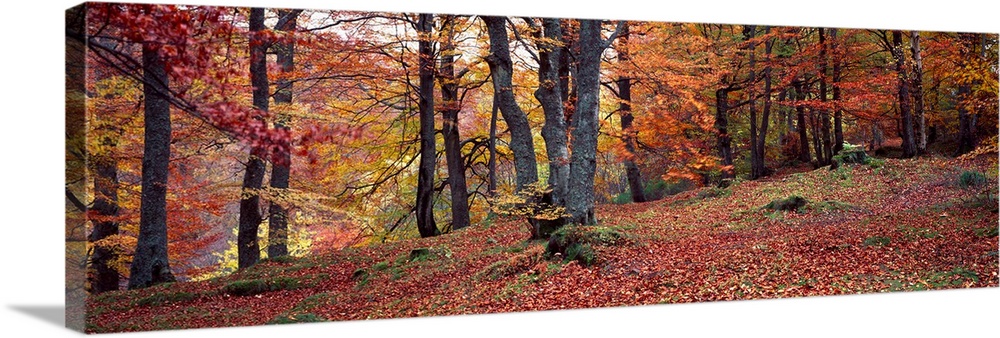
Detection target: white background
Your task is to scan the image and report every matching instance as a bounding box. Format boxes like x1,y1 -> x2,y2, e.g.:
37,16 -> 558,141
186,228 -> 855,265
1,0 -> 997,337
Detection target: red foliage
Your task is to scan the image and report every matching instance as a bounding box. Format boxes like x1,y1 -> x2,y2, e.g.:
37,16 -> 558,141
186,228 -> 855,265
85,157 -> 998,332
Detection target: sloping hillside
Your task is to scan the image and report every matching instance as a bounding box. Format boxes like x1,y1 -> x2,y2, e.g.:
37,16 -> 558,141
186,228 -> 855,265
86,155 -> 998,333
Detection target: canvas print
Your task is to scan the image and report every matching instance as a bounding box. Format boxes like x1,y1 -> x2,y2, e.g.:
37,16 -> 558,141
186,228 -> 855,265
65,1 -> 999,333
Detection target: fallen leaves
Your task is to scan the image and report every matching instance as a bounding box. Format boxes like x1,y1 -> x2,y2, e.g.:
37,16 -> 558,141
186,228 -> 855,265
86,157 -> 998,333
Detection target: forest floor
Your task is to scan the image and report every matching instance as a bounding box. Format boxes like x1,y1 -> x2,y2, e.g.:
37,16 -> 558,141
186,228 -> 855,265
85,153 -> 999,333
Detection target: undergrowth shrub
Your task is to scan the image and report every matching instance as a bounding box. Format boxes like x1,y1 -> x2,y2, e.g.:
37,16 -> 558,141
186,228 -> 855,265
958,170 -> 987,188
647,178 -> 696,200
545,226 -> 625,266
763,195 -> 808,212
697,186 -> 730,199
268,313 -> 326,324
973,226 -> 999,238
372,261 -> 390,271
831,143 -> 869,168
611,192 -> 633,205
408,245 -> 452,262
475,246 -> 545,281
865,157 -> 885,169
268,255 -> 298,264
862,236 -> 891,247
564,243 -> 596,266
224,277 -> 300,296
613,178 -> 695,203
134,291 -> 199,307
925,267 -> 979,288
491,182 -> 567,238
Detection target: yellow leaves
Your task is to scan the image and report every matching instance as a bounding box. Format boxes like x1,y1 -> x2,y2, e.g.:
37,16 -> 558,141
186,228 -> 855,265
90,234 -> 137,276
490,182 -> 568,220
958,135 -> 999,161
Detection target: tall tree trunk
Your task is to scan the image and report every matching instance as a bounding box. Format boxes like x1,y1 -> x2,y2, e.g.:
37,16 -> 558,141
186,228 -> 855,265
956,82 -> 975,155
566,19 -> 604,225
616,23 -> 647,202
267,9 -> 300,258
819,28 -> 832,165
752,28 -> 773,179
910,31 -> 926,154
488,92 -> 499,195
715,88 -> 734,182
831,28 -> 844,154
238,7 -> 268,269
795,82 -> 811,163
811,109 -> 822,167
779,89 -> 790,140
535,18 -> 570,209
558,20 -> 572,104
524,18 -> 572,238
438,15 -> 471,231
743,25 -> 763,180
892,30 -> 917,158
415,13 -> 439,238
128,42 -> 176,289
90,137 -> 120,293
955,33 -> 977,155
483,16 -> 539,190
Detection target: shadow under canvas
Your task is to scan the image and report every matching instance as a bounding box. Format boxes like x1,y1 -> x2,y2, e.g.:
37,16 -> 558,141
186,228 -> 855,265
9,305 -> 66,328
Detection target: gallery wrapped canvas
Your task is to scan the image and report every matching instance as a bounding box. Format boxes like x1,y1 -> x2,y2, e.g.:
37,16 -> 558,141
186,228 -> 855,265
64,0 -> 998,335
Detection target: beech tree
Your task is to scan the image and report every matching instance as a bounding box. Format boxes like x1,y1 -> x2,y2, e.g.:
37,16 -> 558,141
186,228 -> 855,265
891,30 -> 917,158
566,20 -> 619,225
615,22 -> 648,201
437,15 -> 472,231
128,40 -> 176,289
415,13 -> 439,238
818,28 -> 833,165
483,16 -> 539,190
67,5 -> 997,301
267,9 -> 302,258
237,8 -> 269,269
749,26 -> 774,179
909,31 -> 927,154
534,17 -> 570,235
831,28 -> 845,155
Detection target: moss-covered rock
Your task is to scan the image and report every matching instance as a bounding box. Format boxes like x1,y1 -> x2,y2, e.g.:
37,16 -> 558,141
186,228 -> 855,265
545,226 -> 625,266
763,195 -> 808,212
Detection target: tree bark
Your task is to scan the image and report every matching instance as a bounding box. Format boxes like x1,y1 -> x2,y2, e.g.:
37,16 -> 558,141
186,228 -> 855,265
819,28 -> 832,165
566,19 -> 604,225
615,23 -> 647,201
751,28 -> 773,179
892,30 -> 917,158
811,110 -> 822,167
483,16 -> 539,190
831,28 -> 844,154
558,20 -> 572,104
238,8 -> 268,269
536,17 -> 570,210
415,13 -> 439,238
128,42 -> 176,289
742,25 -> 763,180
488,92 -> 499,195
794,82 -> 811,163
267,10 -> 299,258
910,31 -> 926,154
955,33 -> 977,155
715,88 -> 733,182
438,15 -> 471,231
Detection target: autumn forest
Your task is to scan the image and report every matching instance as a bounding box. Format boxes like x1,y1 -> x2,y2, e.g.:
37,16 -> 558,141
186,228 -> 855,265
65,3 -> 998,333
